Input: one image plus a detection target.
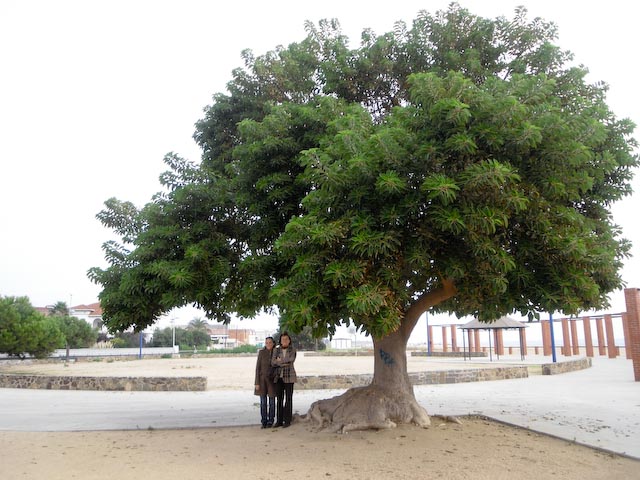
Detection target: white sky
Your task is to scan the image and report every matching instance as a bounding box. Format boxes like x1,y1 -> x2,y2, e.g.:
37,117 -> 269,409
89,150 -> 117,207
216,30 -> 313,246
1,1 -> 638,337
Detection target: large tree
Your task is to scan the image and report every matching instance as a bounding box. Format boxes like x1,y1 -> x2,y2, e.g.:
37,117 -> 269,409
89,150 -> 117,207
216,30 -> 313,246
0,296 -> 65,358
52,315 -> 98,349
89,5 -> 637,431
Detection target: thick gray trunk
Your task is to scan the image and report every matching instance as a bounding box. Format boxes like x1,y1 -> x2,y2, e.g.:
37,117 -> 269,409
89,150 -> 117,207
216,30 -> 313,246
303,279 -> 458,432
372,331 -> 413,395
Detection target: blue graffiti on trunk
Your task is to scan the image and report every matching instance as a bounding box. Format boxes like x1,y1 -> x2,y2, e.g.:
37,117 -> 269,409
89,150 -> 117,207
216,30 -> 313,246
379,348 -> 394,366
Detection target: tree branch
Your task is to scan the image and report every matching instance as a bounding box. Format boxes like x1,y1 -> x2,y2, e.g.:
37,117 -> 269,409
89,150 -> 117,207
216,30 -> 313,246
399,279 -> 457,341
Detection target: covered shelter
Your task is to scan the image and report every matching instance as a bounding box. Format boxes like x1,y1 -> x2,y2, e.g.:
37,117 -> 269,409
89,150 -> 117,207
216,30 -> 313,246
461,316 -> 528,361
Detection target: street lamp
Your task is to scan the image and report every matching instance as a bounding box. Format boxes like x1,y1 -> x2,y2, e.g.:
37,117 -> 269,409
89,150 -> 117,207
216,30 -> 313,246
426,311 -> 431,356
549,312 -> 557,363
347,326 -> 357,356
171,318 -> 176,353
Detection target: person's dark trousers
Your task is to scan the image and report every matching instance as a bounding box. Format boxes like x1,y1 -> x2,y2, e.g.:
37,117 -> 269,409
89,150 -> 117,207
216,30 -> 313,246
276,379 -> 294,427
282,382 -> 294,425
275,379 -> 285,426
260,395 -> 275,427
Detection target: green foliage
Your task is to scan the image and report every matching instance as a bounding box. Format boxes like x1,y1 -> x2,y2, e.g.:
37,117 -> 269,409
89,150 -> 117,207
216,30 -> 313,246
111,331 -> 144,348
274,326 -> 327,351
91,4 -> 636,339
49,301 -> 69,316
109,337 -> 130,348
52,315 -> 98,348
150,327 -> 174,347
0,296 -> 64,358
150,326 -> 210,349
205,344 -> 259,354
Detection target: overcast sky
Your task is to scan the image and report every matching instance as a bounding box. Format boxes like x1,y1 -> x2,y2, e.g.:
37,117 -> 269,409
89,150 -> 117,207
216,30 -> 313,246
1,1 -> 638,335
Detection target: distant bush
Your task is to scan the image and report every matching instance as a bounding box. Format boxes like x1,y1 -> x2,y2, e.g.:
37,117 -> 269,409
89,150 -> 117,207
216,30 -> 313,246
52,315 -> 98,348
206,345 -> 259,354
0,296 -> 64,358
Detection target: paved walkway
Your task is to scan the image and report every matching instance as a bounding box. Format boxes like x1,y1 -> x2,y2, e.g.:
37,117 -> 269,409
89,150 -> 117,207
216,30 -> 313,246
0,356 -> 638,459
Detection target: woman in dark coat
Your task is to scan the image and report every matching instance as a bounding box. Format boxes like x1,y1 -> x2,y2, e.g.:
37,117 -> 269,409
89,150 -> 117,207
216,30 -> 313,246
254,336 -> 276,428
271,332 -> 297,428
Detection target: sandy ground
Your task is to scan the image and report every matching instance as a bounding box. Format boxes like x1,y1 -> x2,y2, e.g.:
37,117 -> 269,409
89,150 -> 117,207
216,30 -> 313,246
1,355 -> 639,479
1,418 -> 638,480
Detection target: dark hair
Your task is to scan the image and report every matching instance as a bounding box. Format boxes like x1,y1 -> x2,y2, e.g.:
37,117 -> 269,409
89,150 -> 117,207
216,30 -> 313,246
279,332 -> 291,345
265,336 -> 274,343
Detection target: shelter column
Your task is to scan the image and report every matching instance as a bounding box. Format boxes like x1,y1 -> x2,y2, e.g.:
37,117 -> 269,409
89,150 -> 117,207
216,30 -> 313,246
450,325 -> 458,352
604,314 -> 617,358
570,319 -> 580,355
595,317 -> 606,355
561,318 -> 571,356
623,288 -> 640,381
622,313 -> 632,359
583,316 -> 594,357
494,330 -> 504,356
441,326 -> 448,353
542,320 -> 551,356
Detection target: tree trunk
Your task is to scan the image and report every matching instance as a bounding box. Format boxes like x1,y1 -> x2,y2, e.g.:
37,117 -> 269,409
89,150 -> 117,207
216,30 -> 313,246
304,329 -> 429,433
372,330 -> 413,394
303,280 -> 457,433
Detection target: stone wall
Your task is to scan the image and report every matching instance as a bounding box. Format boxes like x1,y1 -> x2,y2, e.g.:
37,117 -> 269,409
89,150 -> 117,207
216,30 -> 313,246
0,360 -> 588,391
303,351 -> 374,357
296,365 -> 528,390
0,374 -> 207,391
411,351 -> 487,358
541,357 -> 592,375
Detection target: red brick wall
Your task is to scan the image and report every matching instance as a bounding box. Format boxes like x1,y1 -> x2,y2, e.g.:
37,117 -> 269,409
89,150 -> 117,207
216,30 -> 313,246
623,288 -> 640,381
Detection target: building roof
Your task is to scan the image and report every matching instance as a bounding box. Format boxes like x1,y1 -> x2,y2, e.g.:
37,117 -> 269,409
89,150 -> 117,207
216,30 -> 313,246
461,316 -> 527,330
34,306 -> 52,316
70,302 -> 103,316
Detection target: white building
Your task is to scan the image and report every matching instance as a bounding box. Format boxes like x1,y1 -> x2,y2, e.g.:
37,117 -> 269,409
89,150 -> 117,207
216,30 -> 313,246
69,302 -> 104,330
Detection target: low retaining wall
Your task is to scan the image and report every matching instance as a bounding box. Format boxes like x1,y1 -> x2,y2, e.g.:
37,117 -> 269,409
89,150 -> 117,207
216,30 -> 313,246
304,351 -> 374,357
0,374 -> 207,391
411,351 -> 487,358
541,357 -> 592,375
51,347 -> 177,358
297,365 -> 528,390
0,360 -> 586,391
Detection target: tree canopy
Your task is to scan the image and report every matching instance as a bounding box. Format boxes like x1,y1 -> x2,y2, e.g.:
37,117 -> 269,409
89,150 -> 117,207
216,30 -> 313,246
0,296 -> 65,358
90,4 -> 637,341
51,314 -> 97,349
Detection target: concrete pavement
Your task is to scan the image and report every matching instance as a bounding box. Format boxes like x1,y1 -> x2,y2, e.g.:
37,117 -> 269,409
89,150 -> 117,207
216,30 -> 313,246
0,356 -> 638,459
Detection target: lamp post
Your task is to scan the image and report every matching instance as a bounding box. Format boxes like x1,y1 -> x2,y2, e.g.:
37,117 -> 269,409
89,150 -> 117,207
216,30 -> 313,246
171,318 -> 176,352
347,326 -> 357,356
549,312 -> 557,363
426,311 -> 431,356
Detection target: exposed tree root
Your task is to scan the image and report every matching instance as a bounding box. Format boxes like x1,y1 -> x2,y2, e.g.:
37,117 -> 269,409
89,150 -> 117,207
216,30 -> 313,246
431,414 -> 463,425
301,384 -> 432,433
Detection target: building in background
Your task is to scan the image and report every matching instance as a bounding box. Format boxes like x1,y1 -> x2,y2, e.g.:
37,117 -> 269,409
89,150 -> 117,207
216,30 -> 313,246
69,303 -> 104,330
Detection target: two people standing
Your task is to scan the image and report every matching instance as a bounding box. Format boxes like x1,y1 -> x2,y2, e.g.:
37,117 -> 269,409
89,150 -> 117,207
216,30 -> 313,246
254,332 -> 297,428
